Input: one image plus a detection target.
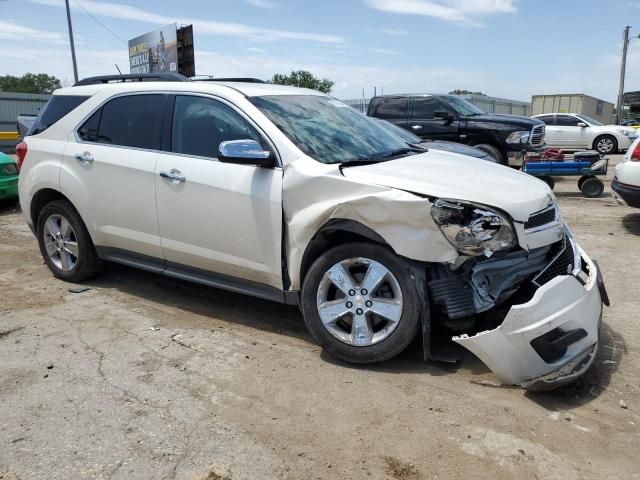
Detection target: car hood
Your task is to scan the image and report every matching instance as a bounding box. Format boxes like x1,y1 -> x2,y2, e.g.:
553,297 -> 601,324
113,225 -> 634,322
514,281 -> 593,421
340,151 -> 552,222
421,140 -> 491,160
593,125 -> 637,135
465,113 -> 542,129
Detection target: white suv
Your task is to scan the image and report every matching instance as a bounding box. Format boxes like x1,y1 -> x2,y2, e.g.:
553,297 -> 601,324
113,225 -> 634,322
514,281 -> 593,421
17,75 -> 607,389
532,113 -> 638,154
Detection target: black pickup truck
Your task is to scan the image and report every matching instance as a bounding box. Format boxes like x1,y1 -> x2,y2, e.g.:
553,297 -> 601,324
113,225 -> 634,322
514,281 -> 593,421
367,94 -> 546,166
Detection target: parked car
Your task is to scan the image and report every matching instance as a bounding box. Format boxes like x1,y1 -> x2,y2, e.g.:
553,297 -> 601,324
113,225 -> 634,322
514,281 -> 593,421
621,118 -> 640,130
612,136 -> 640,208
0,151 -> 19,204
17,75 -> 607,389
532,113 -> 638,154
367,94 -> 546,167
373,118 -> 495,162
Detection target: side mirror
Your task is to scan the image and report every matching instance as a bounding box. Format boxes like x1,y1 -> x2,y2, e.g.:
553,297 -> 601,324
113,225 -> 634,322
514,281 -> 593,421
577,122 -> 588,128
434,110 -> 454,125
218,140 -> 275,167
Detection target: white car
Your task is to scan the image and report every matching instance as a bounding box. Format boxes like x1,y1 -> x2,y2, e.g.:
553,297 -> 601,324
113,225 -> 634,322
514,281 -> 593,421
612,136 -> 640,208
16,74 -> 607,389
532,113 -> 638,154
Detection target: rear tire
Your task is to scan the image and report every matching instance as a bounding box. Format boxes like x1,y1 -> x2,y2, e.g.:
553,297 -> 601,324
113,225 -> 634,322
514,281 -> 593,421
36,200 -> 102,282
593,135 -> 617,155
301,242 -> 421,364
473,144 -> 505,165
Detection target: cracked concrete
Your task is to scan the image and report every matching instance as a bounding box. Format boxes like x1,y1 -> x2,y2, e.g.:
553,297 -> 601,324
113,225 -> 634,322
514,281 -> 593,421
1,156 -> 639,479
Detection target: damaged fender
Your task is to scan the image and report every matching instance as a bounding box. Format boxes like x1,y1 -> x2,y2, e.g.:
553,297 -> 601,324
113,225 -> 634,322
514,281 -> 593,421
282,159 -> 457,290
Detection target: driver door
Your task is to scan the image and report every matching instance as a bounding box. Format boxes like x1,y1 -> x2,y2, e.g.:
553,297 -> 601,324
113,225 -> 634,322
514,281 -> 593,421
154,94 -> 283,290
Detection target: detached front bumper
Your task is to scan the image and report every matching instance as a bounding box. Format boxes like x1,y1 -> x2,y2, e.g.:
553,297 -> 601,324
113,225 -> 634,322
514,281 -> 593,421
453,244 -> 605,390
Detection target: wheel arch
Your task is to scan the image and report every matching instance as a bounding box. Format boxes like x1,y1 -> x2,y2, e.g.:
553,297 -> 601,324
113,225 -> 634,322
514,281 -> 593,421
30,188 -> 85,234
299,219 -> 392,286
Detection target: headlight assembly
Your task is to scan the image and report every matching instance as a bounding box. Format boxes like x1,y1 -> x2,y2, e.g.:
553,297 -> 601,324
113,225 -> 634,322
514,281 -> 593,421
617,129 -> 635,138
506,131 -> 530,144
431,199 -> 516,257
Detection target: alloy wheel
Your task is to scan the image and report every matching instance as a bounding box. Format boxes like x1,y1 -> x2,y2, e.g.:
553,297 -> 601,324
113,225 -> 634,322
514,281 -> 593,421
597,138 -> 614,153
43,214 -> 79,272
315,257 -> 403,347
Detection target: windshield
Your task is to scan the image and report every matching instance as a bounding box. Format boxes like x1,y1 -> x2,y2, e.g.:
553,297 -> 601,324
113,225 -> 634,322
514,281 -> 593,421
249,95 -> 412,164
576,114 -> 605,126
374,118 -> 423,144
442,95 -> 484,116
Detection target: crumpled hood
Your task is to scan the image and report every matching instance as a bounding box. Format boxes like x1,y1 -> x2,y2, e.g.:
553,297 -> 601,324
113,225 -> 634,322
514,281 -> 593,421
340,151 -> 553,222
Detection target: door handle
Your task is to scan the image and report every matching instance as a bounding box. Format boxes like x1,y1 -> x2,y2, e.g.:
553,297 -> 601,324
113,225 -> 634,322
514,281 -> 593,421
74,151 -> 94,163
411,125 -> 422,130
160,169 -> 186,184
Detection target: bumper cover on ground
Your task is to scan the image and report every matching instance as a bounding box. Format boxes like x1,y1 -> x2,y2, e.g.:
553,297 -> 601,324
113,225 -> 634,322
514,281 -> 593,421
453,247 -> 603,389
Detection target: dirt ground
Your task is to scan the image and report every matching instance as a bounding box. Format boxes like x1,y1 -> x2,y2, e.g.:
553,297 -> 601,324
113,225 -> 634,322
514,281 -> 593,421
0,155 -> 638,480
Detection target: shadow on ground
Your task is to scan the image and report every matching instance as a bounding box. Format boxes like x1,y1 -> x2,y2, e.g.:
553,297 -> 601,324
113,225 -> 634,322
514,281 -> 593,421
622,213 -> 640,236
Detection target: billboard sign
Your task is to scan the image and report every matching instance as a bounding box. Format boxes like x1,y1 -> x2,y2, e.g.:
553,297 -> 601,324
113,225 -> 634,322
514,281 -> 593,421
129,24 -> 178,74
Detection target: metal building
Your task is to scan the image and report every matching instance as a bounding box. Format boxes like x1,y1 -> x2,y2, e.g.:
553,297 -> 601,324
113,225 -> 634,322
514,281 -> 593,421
531,94 -> 615,124
0,91 -> 50,153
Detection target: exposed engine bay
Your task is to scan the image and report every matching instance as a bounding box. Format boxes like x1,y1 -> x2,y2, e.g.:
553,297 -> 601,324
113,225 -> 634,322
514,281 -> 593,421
427,230 -> 580,334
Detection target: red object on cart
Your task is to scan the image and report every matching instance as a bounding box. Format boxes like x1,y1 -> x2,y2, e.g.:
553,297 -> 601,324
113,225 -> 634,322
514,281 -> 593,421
542,148 -> 565,161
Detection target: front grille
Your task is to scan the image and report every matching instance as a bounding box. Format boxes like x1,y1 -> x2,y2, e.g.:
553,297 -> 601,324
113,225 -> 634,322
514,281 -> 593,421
532,237 -> 577,287
525,205 -> 558,230
530,124 -> 545,146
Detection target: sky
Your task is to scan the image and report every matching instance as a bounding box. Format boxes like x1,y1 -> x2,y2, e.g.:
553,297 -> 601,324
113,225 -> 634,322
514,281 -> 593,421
1,0 -> 640,102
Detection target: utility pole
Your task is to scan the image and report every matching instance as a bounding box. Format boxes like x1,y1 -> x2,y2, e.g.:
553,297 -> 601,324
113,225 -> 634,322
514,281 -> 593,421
65,0 -> 79,83
616,26 -> 631,124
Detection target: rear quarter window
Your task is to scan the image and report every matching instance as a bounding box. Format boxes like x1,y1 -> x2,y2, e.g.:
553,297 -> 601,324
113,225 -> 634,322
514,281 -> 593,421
29,95 -> 90,135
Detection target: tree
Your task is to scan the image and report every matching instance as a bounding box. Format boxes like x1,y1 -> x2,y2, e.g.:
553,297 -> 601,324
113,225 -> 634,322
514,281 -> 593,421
0,73 -> 62,94
449,89 -> 486,96
270,70 -> 334,94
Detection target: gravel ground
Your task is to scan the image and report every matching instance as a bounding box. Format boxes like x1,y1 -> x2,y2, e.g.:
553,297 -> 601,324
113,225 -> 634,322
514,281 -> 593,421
0,155 -> 638,480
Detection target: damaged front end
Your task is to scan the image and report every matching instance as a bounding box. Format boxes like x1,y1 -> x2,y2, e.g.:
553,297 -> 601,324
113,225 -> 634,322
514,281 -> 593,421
428,216 -> 606,390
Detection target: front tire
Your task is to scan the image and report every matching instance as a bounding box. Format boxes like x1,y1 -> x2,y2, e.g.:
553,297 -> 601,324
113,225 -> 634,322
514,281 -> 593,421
473,144 -> 505,165
36,200 -> 102,282
593,135 -> 617,155
301,243 -> 421,364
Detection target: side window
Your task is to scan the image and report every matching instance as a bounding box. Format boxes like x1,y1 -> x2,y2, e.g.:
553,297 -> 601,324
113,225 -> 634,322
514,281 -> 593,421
171,95 -> 263,158
78,94 -> 165,149
78,109 -> 101,142
30,95 -> 90,135
411,97 -> 441,119
373,97 -> 409,120
556,115 -> 581,127
537,115 -> 554,126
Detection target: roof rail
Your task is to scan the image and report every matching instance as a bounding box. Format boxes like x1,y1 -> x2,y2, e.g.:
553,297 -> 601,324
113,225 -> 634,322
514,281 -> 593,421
74,73 -> 189,86
191,77 -> 266,84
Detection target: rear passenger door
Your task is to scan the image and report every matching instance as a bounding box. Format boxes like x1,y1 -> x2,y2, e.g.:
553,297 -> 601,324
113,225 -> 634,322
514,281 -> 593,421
60,93 -> 167,261
408,96 -> 459,141
369,96 -> 410,131
154,94 -> 283,291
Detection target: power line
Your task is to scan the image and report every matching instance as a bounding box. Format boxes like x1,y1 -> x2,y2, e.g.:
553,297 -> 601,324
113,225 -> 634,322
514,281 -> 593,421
72,0 -> 127,45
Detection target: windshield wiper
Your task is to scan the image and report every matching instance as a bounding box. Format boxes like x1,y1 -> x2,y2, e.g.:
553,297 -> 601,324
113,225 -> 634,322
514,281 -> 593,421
372,147 -> 425,161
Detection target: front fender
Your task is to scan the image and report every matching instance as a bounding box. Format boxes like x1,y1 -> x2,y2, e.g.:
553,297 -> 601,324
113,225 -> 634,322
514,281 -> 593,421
283,158 -> 457,290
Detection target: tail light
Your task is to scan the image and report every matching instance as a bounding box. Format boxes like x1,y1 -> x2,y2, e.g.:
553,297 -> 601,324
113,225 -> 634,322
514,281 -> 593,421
631,142 -> 640,162
15,141 -> 27,171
